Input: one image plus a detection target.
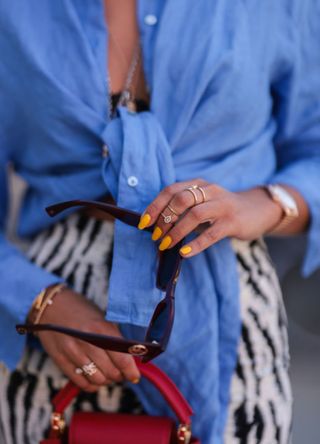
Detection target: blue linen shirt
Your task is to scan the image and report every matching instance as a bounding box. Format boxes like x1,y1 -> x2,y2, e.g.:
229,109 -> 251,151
0,1 -> 320,443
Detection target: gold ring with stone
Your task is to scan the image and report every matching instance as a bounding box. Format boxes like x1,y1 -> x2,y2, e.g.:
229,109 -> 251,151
161,212 -> 173,224
81,361 -> 98,377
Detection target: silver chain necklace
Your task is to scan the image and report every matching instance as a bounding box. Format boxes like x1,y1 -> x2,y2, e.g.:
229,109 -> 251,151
107,43 -> 141,119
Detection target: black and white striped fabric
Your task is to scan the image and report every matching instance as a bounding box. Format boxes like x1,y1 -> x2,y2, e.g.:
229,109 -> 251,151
225,238 -> 292,443
0,213 -> 292,444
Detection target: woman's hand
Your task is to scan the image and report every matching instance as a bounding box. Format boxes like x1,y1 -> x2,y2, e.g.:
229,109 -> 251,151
35,287 -> 140,392
138,179 -> 287,257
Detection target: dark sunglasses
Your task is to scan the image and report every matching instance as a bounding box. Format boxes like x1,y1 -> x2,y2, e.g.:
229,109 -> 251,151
16,200 -> 184,362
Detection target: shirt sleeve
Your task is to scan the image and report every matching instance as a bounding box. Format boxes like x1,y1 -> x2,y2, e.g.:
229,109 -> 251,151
270,0 -> 320,276
0,153 -> 64,370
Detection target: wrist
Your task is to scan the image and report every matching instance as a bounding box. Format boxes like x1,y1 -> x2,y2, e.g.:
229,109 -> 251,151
237,187 -> 284,235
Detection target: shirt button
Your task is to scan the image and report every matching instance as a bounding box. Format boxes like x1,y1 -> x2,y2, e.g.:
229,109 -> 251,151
102,144 -> 109,158
127,176 -> 139,187
144,14 -> 157,26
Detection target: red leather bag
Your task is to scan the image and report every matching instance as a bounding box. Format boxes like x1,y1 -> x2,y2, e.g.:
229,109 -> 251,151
40,358 -> 200,444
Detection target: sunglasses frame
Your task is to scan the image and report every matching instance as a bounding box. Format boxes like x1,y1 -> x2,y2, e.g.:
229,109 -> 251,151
16,200 -> 184,362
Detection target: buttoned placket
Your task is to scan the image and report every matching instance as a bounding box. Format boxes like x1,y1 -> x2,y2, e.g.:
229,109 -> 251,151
102,1 -> 161,196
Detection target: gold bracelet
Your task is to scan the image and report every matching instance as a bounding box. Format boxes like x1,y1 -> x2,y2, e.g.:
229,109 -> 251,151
31,288 -> 47,312
33,284 -> 67,325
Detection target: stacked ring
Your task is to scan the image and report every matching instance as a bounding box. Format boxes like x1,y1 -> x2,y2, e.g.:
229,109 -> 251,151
197,186 -> 207,203
161,203 -> 179,224
185,185 -> 199,205
161,186 -> 206,225
185,184 -> 207,205
167,204 -> 179,216
75,361 -> 98,377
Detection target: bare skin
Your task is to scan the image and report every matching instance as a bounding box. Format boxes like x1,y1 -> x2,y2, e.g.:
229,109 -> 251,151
36,289 -> 140,392
141,182 -> 309,256
29,1 -> 310,392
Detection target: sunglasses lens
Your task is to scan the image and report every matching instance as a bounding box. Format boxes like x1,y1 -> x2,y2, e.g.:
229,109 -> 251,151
145,297 -> 174,348
156,242 -> 182,290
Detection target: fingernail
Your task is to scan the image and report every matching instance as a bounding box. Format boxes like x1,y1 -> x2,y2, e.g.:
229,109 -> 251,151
159,235 -> 172,251
131,378 -> 140,384
152,226 -> 162,241
180,245 -> 192,255
138,213 -> 151,230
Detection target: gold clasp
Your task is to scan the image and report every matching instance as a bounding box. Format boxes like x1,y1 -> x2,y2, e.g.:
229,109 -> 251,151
128,344 -> 148,356
177,423 -> 192,444
51,412 -> 66,434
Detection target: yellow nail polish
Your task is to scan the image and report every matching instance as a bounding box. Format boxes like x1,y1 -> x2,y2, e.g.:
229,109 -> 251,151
138,213 -> 151,230
180,245 -> 192,255
152,226 -> 162,241
131,378 -> 140,384
159,236 -> 172,251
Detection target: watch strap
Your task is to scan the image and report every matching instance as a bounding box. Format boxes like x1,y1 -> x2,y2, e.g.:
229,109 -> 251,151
264,185 -> 299,235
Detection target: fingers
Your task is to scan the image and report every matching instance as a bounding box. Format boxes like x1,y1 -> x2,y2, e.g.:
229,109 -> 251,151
138,179 -> 207,230
86,345 -> 123,385
50,348 -> 100,393
153,189 -> 204,242
57,337 -> 112,387
138,182 -> 236,256
155,201 -> 216,249
108,350 -> 140,383
155,186 -> 213,244
93,322 -> 141,383
65,338 -> 140,387
179,220 -> 231,257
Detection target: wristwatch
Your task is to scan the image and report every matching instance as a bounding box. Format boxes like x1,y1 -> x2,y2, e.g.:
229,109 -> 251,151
264,184 -> 299,234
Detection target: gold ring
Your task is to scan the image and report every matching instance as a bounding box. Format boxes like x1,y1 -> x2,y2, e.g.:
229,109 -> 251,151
81,361 -> 98,377
161,212 -> 173,224
197,186 -> 206,203
185,186 -> 199,205
167,204 -> 179,216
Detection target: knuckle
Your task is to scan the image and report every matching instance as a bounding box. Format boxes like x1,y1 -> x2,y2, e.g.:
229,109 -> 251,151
203,228 -> 220,243
63,339 -> 77,355
173,191 -> 189,208
189,206 -> 203,222
147,202 -> 161,215
109,369 -> 123,382
163,184 -> 176,196
92,373 -> 107,386
171,225 -> 184,240
114,354 -> 132,372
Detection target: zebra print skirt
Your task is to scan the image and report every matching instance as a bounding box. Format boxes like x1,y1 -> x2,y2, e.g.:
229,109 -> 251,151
0,213 -> 293,444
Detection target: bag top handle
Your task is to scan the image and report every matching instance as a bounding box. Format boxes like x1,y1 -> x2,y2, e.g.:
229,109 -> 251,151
52,358 -> 193,425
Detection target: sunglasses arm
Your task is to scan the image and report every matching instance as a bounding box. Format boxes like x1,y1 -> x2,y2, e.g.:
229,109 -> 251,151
16,323 -> 162,360
46,200 -> 154,232
46,200 -> 133,218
